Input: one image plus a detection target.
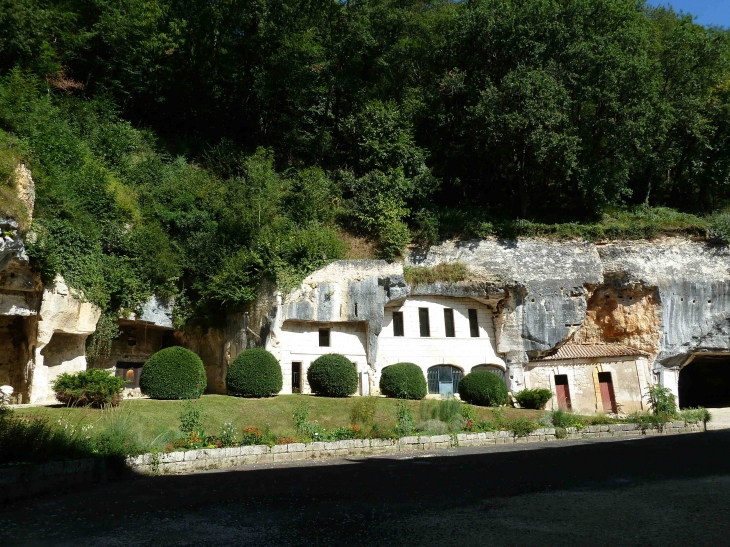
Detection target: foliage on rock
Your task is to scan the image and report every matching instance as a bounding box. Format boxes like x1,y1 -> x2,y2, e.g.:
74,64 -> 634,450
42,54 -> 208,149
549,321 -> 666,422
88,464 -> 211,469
307,353 -> 358,398
140,347 -> 207,400
226,348 -> 283,398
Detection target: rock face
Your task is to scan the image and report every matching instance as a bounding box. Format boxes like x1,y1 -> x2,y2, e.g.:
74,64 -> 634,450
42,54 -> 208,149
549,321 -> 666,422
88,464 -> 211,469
269,237 -> 730,399
0,167 -> 100,404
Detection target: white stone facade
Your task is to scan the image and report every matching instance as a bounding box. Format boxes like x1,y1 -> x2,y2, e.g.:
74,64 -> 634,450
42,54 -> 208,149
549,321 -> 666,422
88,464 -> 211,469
376,296 -> 504,385
278,320 -> 369,395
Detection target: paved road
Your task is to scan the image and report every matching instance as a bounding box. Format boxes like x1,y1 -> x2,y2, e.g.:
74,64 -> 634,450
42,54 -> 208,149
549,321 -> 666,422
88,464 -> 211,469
3,431 -> 730,547
706,407 -> 730,430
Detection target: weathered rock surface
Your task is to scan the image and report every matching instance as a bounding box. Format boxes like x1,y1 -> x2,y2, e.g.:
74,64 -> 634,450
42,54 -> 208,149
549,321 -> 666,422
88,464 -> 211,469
271,237 -> 730,395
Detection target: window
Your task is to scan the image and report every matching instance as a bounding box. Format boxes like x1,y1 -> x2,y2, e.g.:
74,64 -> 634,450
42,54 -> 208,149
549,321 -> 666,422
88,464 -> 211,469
115,362 -> 142,388
468,309 -> 480,337
392,311 -> 404,337
418,308 -> 430,337
444,309 -> 455,337
319,328 -> 330,347
292,362 -> 301,393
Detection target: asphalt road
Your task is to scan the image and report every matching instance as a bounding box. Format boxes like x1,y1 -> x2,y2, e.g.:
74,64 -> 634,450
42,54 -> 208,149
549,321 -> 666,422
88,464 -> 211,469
3,431 -> 730,547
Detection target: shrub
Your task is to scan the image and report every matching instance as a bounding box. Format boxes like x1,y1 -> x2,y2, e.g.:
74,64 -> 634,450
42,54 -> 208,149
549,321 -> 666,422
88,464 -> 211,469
646,384 -> 677,416
139,347 -> 207,400
350,396 -> 378,426
508,417 -> 538,437
677,407 -> 712,424
52,369 -> 125,408
458,371 -> 509,407
226,348 -> 282,398
307,353 -> 358,397
394,399 -> 415,437
514,388 -> 553,410
379,363 -> 427,399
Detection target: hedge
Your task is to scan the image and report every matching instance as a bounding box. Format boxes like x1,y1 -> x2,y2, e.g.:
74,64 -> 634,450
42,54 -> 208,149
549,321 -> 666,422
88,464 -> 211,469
307,353 -> 358,397
139,347 -> 207,400
52,369 -> 125,408
379,363 -> 427,399
514,388 -> 553,410
458,370 -> 508,407
227,348 -> 282,397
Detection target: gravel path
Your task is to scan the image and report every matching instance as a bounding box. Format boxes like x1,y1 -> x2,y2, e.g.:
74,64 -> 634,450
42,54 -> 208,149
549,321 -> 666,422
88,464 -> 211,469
3,431 -> 730,546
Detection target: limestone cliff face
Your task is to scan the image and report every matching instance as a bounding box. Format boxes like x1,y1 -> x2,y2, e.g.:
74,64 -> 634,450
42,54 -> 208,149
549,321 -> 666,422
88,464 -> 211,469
273,236 -> 730,394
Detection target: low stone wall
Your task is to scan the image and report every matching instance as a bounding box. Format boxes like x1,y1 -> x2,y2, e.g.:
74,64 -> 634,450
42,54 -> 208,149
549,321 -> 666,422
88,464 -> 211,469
0,421 -> 705,502
126,421 -> 705,476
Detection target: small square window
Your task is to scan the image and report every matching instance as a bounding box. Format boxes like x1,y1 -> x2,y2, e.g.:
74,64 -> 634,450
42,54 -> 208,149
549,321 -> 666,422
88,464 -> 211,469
419,308 -> 431,337
392,312 -> 404,337
319,328 -> 330,347
444,309 -> 455,337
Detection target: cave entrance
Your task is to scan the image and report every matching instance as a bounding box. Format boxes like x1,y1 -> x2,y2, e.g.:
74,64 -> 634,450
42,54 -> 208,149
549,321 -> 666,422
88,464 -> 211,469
679,355 -> 730,409
0,316 -> 30,403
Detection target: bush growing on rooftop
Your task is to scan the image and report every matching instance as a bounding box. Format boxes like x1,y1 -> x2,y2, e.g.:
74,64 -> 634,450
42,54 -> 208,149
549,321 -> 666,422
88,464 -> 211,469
379,363 -> 427,399
458,370 -> 508,407
139,347 -> 206,400
226,348 -> 282,398
307,353 -> 358,397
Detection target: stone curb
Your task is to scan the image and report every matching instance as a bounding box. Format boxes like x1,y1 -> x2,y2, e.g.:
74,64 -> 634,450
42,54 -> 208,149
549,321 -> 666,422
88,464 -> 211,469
125,422 -> 705,476
0,421 -> 706,503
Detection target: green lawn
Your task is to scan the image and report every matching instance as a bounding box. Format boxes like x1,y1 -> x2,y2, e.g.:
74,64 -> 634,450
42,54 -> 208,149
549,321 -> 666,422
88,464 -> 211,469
16,395 -> 546,450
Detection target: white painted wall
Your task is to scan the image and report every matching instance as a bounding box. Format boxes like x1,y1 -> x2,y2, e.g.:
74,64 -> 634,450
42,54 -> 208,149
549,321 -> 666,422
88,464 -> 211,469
278,320 -> 368,394
375,296 -> 504,390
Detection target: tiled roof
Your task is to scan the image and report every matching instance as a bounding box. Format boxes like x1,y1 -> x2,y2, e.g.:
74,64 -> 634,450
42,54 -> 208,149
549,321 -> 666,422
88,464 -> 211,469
532,344 -> 646,362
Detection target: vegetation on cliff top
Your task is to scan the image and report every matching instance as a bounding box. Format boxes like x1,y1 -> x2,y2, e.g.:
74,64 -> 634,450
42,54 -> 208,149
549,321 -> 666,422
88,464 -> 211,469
0,0 -> 729,345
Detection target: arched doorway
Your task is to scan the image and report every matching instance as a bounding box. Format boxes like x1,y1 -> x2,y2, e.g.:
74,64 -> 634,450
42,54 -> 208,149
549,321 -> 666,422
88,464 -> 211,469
427,365 -> 463,397
679,355 -> 730,408
471,364 -> 507,385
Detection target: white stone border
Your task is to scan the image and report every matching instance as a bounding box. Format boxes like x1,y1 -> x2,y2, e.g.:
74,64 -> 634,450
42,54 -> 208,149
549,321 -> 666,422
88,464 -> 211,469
126,421 -> 705,475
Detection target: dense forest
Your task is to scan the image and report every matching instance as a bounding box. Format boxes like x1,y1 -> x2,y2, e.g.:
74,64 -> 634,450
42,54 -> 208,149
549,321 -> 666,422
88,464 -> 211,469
0,0 -> 729,351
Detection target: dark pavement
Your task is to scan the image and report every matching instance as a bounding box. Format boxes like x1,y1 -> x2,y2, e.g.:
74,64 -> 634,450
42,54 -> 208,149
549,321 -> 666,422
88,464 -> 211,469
3,431 -> 730,546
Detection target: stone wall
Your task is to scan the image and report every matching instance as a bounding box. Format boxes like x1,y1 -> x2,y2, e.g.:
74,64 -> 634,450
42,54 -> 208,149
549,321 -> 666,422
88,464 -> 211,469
125,421 -> 704,476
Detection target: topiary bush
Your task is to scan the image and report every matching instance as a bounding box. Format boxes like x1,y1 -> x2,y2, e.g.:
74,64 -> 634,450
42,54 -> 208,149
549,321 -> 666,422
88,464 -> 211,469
458,370 -> 508,407
514,388 -> 553,410
52,369 -> 126,408
307,353 -> 358,397
226,348 -> 283,397
379,363 -> 427,399
139,347 -> 207,400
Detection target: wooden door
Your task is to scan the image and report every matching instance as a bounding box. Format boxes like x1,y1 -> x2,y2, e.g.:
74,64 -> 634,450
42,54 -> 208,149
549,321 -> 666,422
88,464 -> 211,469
598,372 -> 617,413
555,374 -> 572,410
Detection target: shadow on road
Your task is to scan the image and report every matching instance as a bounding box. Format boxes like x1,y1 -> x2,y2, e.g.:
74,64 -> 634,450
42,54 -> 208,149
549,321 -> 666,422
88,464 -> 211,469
4,431 -> 730,546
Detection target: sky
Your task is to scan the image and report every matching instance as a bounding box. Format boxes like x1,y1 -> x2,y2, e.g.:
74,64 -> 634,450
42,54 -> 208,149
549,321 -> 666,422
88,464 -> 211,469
649,1 -> 730,28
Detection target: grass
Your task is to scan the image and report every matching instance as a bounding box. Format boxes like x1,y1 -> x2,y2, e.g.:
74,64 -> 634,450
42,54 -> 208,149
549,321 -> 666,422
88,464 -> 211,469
15,395 -> 545,448
403,263 -> 469,286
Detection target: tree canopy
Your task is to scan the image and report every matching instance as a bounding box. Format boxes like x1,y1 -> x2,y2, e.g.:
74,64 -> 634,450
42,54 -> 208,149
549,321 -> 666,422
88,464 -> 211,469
0,0 -> 729,349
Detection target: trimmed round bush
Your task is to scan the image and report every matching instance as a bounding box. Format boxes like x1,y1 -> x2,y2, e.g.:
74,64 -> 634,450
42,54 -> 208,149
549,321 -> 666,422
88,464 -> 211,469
307,353 -> 358,397
379,363 -> 427,399
458,370 -> 508,407
139,347 -> 207,400
514,388 -> 553,410
226,348 -> 282,397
